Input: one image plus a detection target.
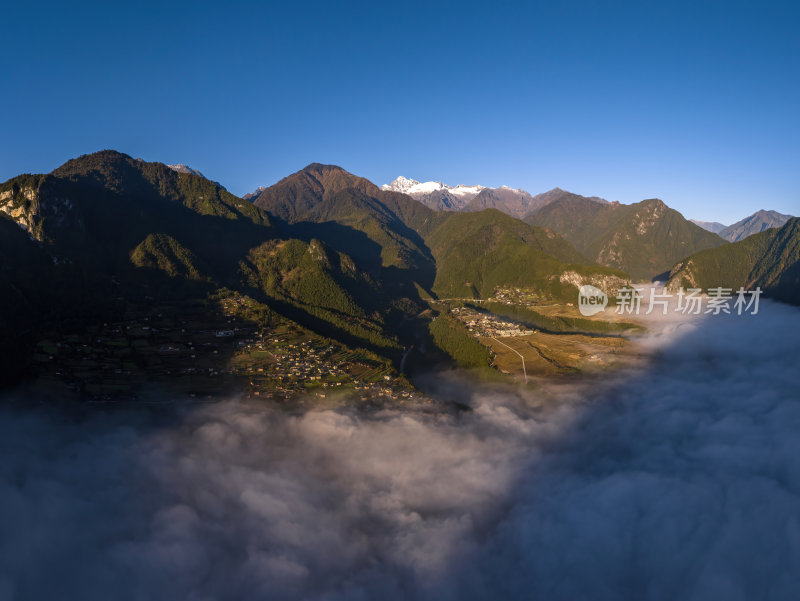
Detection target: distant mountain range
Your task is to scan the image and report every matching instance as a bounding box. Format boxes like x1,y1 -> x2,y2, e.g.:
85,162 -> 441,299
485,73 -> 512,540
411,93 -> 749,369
691,210 -> 794,242
380,177 -> 607,218
381,178 -> 795,245
690,219 -> 727,234
243,186 -> 268,201
668,217 -> 800,304
718,210 -> 793,242
380,176 -> 485,211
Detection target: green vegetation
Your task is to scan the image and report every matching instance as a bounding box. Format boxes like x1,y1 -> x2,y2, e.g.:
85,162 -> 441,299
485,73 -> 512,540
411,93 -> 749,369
53,150 -> 270,225
718,210 -> 792,242
668,217 -> 800,304
425,210 -> 625,300
130,233 -> 206,280
429,314 -> 492,370
526,197 -> 727,280
243,162 -> 629,346
239,238 -> 402,353
209,288 -> 277,326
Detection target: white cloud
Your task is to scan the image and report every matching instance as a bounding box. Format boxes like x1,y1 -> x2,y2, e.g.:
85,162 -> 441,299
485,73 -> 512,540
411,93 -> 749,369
0,302 -> 798,600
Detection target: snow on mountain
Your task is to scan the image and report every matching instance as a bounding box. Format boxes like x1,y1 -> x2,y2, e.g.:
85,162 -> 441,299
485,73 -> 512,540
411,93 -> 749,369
449,184 -> 486,198
381,177 -> 450,196
384,177 -> 617,219
167,164 -> 205,178
383,176 -> 544,213
243,186 -> 268,201
381,176 -> 487,208
381,176 -> 420,194
410,180 -> 448,194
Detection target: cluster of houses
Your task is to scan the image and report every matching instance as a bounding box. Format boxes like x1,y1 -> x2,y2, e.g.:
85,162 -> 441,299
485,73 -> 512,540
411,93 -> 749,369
234,334 -> 417,404
33,294 -> 424,406
235,337 -> 345,384
491,287 -> 542,306
33,302 -> 256,400
451,306 -> 535,338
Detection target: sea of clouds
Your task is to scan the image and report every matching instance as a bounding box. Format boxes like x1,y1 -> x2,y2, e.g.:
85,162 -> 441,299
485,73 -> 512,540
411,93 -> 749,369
1,300 -> 799,601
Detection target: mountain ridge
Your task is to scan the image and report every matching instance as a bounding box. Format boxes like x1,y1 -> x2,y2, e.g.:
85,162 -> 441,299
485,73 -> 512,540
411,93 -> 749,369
526,195 -> 727,280
247,163 -> 619,300
718,209 -> 793,242
690,219 -> 727,234
380,176 -> 610,217
667,217 -> 800,304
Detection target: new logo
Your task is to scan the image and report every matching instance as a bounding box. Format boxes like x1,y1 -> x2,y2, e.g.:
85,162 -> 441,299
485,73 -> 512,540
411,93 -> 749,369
578,284 -> 608,316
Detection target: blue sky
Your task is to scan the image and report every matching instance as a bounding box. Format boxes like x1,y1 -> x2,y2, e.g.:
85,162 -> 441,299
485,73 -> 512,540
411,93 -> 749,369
2,0 -> 798,224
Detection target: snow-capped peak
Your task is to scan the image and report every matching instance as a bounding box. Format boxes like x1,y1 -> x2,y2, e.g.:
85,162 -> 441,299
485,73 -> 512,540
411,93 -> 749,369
408,180 -> 447,194
167,164 -> 205,178
381,175 -> 549,215
381,176 -> 422,194
243,186 -> 268,201
382,176 -> 487,200
449,184 -> 486,197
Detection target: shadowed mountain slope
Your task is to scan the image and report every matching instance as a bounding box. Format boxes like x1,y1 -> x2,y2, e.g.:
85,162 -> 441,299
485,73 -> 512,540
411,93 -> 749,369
0,153 -> 411,361
667,217 -> 800,305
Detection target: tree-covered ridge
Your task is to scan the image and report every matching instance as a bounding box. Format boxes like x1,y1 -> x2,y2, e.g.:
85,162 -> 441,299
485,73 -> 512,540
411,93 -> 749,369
667,217 -> 800,304
130,233 -> 207,280
428,208 -> 587,265
251,163 -> 379,222
719,209 -> 793,242
526,196 -> 727,280
53,150 -> 270,225
296,187 -> 434,273
748,218 -> 800,292
243,238 -> 367,318
525,195 -> 622,248
239,238 -> 401,352
428,314 -> 493,371
248,163 -> 439,308
424,209 -> 623,299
